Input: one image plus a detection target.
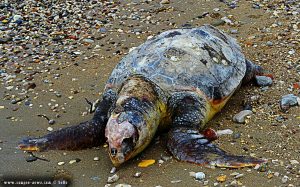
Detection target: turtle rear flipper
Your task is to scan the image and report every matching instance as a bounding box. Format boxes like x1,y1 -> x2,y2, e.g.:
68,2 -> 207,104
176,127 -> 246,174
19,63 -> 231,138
167,127 -> 267,168
18,89 -> 116,152
242,59 -> 272,84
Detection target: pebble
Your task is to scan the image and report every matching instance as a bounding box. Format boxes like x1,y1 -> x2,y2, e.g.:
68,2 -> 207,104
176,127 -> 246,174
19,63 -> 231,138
48,119 -> 55,125
82,39 -> 94,44
255,76 -> 273,87
47,127 -> 54,132
171,180 -> 182,183
232,132 -> 241,139
233,110 -> 253,124
99,28 -> 107,33
69,158 -> 81,164
190,172 -> 205,180
160,0 -> 170,4
110,167 -> 117,174
282,175 -> 289,183
115,184 -> 131,187
280,94 -> 300,111
234,173 -> 244,179
216,129 -> 233,136
266,41 -> 273,46
290,160 -> 299,165
58,162 -> 65,166
254,163 -> 267,172
133,172 -> 141,178
274,172 -> 280,177
93,157 -> 100,161
161,155 -> 172,161
230,172 -> 240,176
26,156 -> 38,162
107,174 -> 119,183
230,29 -> 238,34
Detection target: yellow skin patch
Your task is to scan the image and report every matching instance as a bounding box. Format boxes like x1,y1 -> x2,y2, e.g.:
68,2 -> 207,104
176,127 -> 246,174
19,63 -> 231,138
18,145 -> 39,152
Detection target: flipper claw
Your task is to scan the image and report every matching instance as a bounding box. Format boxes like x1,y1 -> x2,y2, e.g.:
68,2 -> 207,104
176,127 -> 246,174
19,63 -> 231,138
18,137 -> 49,152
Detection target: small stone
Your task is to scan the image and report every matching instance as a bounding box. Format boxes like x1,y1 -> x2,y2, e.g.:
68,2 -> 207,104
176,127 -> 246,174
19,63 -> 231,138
267,173 -> 274,179
216,175 -> 227,182
26,156 -> 38,162
82,39 -> 94,44
230,29 -> 238,34
161,155 -> 172,161
288,49 -> 295,55
107,174 -> 119,183
232,132 -> 241,139
254,163 -> 267,172
160,0 -> 170,4
190,172 -> 205,180
171,180 -> 182,183
274,172 -> 280,177
233,110 -> 253,124
230,172 -> 240,176
47,127 -> 53,132
69,160 -> 77,164
280,94 -> 300,111
282,175 -> 289,183
93,157 -> 100,161
110,167 -> 117,174
266,41 -> 273,46
290,160 -> 299,165
255,76 -> 273,87
58,162 -> 65,166
115,184 -> 131,187
69,158 -> 81,164
48,119 -> 55,125
73,51 -> 81,55
234,173 -> 244,179
5,86 -> 14,90
216,129 -> 233,136
243,103 -> 252,111
133,172 -> 141,178
0,106 -> 4,109
99,28 -> 107,33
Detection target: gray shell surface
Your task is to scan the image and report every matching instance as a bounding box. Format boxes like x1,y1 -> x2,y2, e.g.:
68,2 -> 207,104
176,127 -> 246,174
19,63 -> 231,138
106,25 -> 246,100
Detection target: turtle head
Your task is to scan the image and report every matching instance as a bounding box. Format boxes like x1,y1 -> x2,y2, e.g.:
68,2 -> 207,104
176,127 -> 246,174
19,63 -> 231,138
105,110 -> 148,166
104,76 -> 167,166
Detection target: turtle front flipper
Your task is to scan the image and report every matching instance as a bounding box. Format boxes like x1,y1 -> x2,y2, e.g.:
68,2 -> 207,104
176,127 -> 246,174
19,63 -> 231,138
18,89 -> 116,152
18,120 -> 106,151
167,127 -> 267,168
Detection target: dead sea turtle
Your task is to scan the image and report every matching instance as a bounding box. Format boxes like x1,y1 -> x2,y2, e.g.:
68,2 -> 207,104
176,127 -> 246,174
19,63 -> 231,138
19,25 -> 267,168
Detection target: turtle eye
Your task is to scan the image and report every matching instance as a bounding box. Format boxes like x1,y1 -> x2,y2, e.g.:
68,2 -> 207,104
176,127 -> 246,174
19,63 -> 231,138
122,137 -> 134,156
